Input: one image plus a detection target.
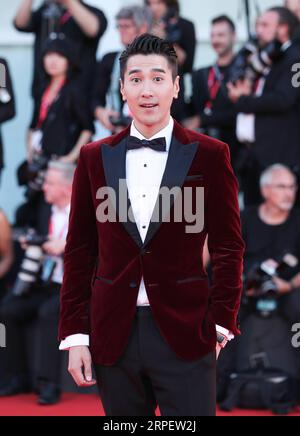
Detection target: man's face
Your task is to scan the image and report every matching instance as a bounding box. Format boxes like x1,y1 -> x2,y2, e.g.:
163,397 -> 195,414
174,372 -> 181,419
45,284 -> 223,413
146,0 -> 168,21
120,54 -> 179,132
43,169 -> 67,205
262,170 -> 298,212
117,19 -> 139,46
256,11 -> 280,47
211,22 -> 236,57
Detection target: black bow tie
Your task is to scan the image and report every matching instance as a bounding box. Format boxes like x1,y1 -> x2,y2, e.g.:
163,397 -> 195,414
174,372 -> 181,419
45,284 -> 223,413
127,136 -> 167,152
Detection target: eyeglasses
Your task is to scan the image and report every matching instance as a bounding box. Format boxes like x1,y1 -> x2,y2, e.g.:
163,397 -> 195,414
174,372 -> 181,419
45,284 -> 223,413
268,184 -> 298,192
116,24 -> 136,30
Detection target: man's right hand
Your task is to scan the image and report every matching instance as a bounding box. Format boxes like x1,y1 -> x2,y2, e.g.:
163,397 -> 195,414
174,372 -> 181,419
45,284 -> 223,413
68,346 -> 97,387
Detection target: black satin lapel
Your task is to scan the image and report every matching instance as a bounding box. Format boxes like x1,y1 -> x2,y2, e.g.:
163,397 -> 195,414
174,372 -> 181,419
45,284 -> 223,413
101,138 -> 143,248
143,137 -> 199,247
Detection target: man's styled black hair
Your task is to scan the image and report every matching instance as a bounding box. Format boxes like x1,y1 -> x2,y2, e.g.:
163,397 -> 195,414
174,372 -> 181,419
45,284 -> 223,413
119,33 -> 178,81
144,0 -> 180,15
211,15 -> 236,33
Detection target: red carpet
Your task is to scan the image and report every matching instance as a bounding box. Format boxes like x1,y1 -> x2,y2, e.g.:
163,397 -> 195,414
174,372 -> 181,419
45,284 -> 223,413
1,394 -> 300,416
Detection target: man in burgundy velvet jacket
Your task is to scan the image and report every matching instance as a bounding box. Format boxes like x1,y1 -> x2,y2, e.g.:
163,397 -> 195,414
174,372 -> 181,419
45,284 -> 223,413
58,34 -> 245,416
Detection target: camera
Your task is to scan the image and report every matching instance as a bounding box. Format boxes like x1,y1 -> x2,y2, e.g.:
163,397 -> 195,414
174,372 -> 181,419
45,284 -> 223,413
42,1 -> 64,35
199,126 -> 222,141
11,229 -> 56,297
163,7 -> 181,44
229,37 -> 283,84
43,0 -> 64,21
109,115 -> 132,129
245,253 -> 299,317
26,153 -> 50,200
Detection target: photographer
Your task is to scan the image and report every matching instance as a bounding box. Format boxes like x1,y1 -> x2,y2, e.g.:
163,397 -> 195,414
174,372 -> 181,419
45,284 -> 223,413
13,0 -> 107,100
227,7 -> 300,206
0,161 -> 74,404
184,16 -> 239,171
0,58 -> 16,184
93,6 -> 152,134
241,165 -> 300,342
145,0 -> 196,121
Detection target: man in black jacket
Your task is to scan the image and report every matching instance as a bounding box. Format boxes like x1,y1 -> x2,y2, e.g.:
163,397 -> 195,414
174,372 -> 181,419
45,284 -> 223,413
93,6 -> 152,134
228,7 -> 300,206
0,58 -> 15,183
185,15 -> 239,171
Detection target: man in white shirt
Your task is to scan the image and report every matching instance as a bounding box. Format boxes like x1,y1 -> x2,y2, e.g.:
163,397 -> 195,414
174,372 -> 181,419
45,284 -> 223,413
59,34 -> 245,416
227,7 -> 300,207
0,161 -> 74,405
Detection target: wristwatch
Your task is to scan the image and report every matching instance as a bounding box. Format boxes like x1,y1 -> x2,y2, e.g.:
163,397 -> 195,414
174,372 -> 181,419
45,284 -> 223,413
216,332 -> 228,349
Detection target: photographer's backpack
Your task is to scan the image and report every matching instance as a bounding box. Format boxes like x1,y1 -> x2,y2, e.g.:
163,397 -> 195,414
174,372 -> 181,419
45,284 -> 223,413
220,314 -> 299,414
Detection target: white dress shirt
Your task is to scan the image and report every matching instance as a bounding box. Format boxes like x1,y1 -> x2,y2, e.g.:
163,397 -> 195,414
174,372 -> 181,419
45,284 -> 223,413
47,204 -> 70,285
60,117 -> 232,350
236,76 -> 267,144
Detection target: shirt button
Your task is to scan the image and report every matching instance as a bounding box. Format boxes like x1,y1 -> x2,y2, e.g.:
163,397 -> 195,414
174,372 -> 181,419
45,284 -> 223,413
144,164 -> 147,168
142,226 -> 146,229
142,195 -> 146,198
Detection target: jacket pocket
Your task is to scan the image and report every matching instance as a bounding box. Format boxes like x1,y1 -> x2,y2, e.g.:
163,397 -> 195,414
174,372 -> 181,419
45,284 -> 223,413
185,174 -> 204,182
176,276 -> 208,285
95,276 -> 113,285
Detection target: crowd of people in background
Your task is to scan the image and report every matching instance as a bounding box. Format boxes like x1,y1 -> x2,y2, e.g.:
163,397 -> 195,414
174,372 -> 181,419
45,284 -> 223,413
0,0 -> 300,412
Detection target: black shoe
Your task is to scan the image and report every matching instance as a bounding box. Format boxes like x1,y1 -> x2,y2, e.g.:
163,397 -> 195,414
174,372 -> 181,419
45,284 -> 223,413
0,377 -> 31,397
38,382 -> 61,405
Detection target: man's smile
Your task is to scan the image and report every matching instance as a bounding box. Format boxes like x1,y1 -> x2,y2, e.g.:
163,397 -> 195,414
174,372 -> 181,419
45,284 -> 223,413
140,103 -> 159,108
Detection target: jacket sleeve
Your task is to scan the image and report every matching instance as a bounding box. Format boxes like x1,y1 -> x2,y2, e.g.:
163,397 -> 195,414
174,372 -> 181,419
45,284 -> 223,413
236,56 -> 300,114
13,7 -> 42,33
91,56 -> 113,114
58,146 -> 98,340
206,143 -> 245,335
179,19 -> 196,74
0,59 -> 16,124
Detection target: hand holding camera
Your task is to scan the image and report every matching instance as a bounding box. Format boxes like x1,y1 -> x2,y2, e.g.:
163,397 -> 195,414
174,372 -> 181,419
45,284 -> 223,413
227,79 -> 252,103
42,238 -> 66,257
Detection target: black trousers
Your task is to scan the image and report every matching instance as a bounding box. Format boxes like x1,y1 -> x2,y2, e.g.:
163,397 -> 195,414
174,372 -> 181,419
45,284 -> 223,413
0,283 -> 61,387
94,306 -> 216,417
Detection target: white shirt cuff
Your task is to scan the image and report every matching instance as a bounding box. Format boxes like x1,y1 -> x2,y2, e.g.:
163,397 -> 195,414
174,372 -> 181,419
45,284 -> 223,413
59,334 -> 90,350
59,328 -> 233,351
216,325 -> 234,341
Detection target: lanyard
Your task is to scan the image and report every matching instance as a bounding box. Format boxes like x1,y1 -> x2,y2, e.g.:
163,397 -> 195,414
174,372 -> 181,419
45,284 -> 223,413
37,78 -> 66,128
59,11 -> 72,27
205,65 -> 224,110
48,214 -> 68,240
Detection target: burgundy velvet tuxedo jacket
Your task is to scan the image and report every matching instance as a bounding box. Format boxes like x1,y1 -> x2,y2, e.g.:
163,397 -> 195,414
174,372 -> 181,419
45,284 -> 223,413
58,120 -> 245,365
